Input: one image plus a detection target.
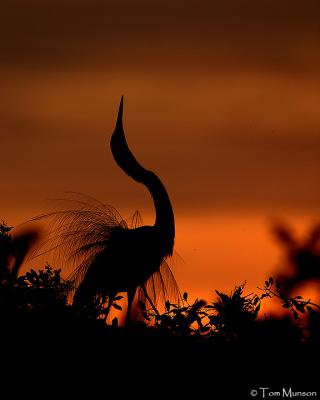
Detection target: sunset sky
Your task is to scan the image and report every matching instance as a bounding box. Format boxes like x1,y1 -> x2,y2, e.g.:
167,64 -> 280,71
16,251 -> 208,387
1,0 -> 320,304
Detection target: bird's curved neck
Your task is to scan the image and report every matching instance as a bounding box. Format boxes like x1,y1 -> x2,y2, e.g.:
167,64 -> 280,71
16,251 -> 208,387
143,170 -> 175,247
110,99 -> 175,255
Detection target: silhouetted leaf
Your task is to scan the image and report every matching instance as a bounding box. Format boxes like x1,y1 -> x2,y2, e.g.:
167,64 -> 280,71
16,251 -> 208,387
114,296 -> 123,301
112,317 -> 118,327
183,292 -> 188,301
112,303 -> 122,311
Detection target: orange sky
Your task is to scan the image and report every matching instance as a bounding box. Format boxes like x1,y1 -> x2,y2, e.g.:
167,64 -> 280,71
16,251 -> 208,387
1,0 -> 320,305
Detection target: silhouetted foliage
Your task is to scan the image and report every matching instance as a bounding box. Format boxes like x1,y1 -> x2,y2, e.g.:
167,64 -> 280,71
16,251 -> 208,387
140,278 -> 320,341
0,238 -> 319,396
1,252 -> 318,344
140,284 -> 261,339
140,295 -> 207,336
76,291 -> 125,321
0,264 -> 73,318
272,222 -> 320,296
259,276 -> 320,320
205,284 -> 260,339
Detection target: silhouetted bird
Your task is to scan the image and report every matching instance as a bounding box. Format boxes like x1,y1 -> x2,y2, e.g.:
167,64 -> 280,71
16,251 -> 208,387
32,98 -> 179,323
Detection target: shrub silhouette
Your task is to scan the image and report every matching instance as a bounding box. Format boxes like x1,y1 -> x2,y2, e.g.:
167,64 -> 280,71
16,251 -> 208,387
0,264 -> 73,319
1,219 -> 319,398
146,284 -> 260,339
272,221 -> 320,296
0,251 -> 318,341
0,239 -> 318,395
205,284 -> 260,340
140,278 -> 320,341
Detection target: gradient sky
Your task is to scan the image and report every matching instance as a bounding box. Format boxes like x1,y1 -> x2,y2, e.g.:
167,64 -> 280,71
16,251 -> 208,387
1,0 -> 320,303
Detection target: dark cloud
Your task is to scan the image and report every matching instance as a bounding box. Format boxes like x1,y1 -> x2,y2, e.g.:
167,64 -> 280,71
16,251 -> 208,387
1,0 -> 320,74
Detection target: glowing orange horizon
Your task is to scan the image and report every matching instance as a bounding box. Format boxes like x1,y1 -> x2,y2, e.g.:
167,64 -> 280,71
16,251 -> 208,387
7,207 -> 320,316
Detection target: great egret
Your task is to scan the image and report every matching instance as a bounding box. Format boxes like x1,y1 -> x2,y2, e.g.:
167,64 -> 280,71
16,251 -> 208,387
32,98 -> 180,323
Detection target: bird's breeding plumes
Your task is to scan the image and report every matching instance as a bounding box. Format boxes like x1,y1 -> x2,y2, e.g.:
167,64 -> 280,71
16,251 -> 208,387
31,98 -> 180,323
31,193 -> 130,282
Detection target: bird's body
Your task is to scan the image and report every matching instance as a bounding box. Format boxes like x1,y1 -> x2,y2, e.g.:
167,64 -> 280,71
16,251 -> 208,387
74,225 -> 165,297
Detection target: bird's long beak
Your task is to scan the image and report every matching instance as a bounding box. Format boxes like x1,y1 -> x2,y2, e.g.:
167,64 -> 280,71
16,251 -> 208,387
115,96 -> 124,133
110,96 -> 145,182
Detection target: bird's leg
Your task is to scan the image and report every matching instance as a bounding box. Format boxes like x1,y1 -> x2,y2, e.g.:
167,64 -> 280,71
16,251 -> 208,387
125,287 -> 137,326
141,285 -> 160,317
